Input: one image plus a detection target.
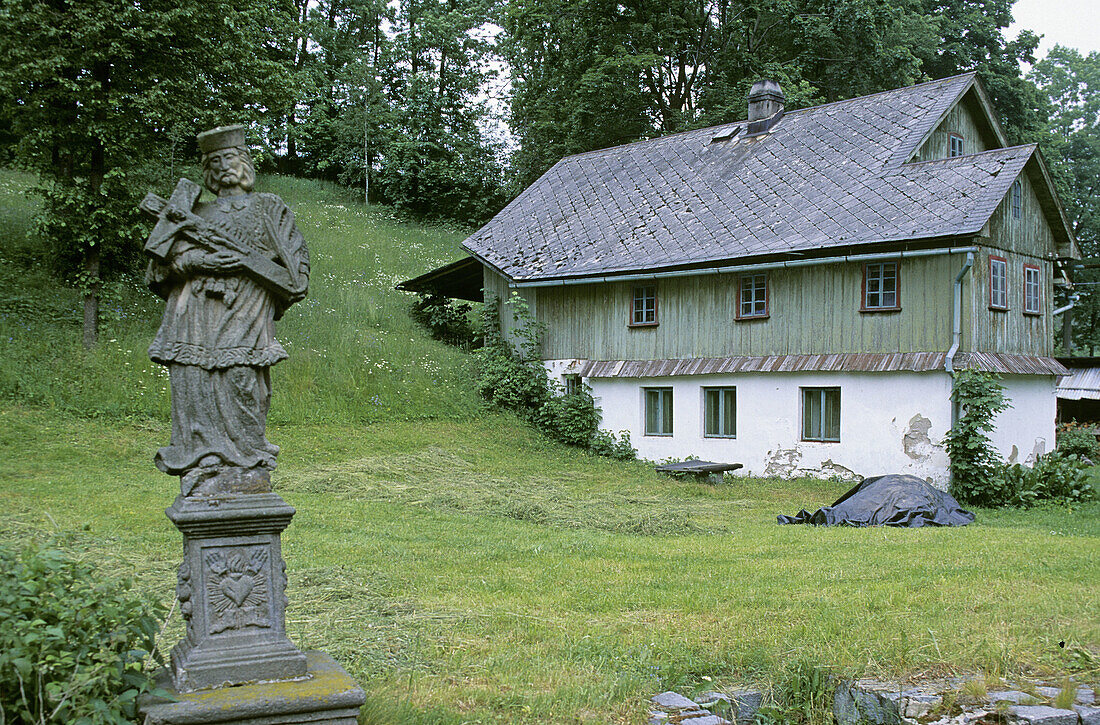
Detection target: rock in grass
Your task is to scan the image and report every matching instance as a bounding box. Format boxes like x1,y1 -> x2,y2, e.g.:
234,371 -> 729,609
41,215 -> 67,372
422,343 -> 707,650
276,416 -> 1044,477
652,692 -> 699,710
1008,705 -> 1078,725
680,715 -> 731,725
730,690 -> 764,724
988,691 -> 1034,705
1074,704 -> 1100,725
1077,689 -> 1096,706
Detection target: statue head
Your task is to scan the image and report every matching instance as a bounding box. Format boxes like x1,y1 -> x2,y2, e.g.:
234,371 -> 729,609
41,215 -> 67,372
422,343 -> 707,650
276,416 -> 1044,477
198,125 -> 256,195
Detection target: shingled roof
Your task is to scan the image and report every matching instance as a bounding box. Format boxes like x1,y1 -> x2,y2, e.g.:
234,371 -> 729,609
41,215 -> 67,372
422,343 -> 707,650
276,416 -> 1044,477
463,73 -> 1064,283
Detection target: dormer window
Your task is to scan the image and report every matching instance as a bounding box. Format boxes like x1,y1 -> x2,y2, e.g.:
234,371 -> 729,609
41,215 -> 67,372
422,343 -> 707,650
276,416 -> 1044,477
631,284 -> 658,326
949,133 -> 964,157
1012,179 -> 1022,218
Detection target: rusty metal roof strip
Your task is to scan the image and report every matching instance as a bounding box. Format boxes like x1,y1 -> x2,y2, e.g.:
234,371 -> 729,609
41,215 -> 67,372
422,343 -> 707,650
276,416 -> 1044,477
1056,367 -> 1100,400
576,353 -> 1066,378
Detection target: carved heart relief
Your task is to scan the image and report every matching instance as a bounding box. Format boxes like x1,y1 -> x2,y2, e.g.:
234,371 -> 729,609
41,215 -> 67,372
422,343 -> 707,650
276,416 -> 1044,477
221,573 -> 254,607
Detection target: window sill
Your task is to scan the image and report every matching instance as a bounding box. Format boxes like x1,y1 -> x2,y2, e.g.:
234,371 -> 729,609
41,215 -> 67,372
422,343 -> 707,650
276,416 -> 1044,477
801,438 -> 840,443
735,314 -> 769,322
1023,310 -> 1042,317
989,305 -> 1009,312
860,306 -> 901,314
628,322 -> 659,328
703,434 -> 737,439
644,432 -> 673,437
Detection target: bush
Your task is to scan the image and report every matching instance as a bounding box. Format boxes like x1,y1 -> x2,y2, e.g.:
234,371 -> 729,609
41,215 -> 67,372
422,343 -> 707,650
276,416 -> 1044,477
475,292 -> 635,460
409,293 -> 481,349
588,429 -> 637,461
1056,423 -> 1100,461
945,370 -> 1011,506
1004,450 -> 1097,507
0,542 -> 165,724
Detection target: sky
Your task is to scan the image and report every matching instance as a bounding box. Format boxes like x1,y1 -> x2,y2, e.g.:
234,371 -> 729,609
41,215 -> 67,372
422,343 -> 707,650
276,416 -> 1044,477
1008,0 -> 1100,58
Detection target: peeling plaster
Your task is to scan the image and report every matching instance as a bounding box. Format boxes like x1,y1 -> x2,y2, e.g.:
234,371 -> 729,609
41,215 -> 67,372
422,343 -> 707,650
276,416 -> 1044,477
763,447 -> 802,478
902,415 -> 936,461
1025,438 -> 1047,466
813,459 -> 860,481
1007,445 -> 1019,464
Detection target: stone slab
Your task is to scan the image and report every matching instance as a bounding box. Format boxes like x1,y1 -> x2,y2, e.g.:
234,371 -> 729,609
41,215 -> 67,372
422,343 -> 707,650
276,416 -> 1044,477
652,691 -> 699,710
140,651 -> 365,725
1008,705 -> 1078,725
1078,689 -> 1097,706
680,715 -> 730,725
1075,705 -> 1100,725
731,690 -> 763,724
989,691 -> 1034,705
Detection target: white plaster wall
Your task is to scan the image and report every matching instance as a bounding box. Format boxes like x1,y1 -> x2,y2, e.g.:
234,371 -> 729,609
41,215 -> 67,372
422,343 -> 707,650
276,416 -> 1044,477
988,374 -> 1057,465
542,361 -> 1058,488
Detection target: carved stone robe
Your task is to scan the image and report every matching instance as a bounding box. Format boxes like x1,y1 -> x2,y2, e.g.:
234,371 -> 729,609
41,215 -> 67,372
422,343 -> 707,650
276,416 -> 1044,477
146,193 -> 309,479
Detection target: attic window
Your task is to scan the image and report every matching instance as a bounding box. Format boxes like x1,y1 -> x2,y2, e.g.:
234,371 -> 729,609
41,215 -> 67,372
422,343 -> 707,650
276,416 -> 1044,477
631,284 -> 658,326
989,255 -> 1008,310
1012,180 -> 1022,218
949,133 -> 964,157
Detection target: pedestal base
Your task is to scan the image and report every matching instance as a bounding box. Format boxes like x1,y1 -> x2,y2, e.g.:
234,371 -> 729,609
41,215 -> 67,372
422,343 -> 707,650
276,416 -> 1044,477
140,651 -> 365,725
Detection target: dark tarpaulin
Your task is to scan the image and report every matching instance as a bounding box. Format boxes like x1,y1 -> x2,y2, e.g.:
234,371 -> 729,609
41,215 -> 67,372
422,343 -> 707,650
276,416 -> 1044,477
777,474 -> 975,527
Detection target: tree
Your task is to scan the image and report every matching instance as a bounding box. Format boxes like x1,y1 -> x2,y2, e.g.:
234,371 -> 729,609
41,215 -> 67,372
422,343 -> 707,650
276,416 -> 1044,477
1030,47 -> 1100,353
0,0 -> 297,347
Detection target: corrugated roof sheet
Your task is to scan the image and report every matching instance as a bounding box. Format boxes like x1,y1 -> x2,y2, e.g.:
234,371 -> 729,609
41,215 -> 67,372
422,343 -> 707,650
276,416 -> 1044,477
1056,367 -> 1100,400
576,353 -> 1067,378
465,73 -> 1040,282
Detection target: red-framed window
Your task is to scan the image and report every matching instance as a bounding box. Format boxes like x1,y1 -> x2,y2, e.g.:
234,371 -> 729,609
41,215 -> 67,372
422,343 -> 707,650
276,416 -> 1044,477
949,133 -> 965,157
737,273 -> 768,319
989,255 -> 1008,310
1024,264 -> 1041,315
630,284 -> 658,326
862,261 -> 900,311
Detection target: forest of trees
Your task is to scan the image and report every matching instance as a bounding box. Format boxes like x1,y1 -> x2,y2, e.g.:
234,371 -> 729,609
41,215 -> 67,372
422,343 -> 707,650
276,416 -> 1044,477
0,0 -> 1098,349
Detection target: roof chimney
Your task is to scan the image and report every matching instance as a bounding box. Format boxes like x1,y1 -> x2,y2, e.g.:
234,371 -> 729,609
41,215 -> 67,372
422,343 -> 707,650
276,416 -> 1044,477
746,79 -> 784,135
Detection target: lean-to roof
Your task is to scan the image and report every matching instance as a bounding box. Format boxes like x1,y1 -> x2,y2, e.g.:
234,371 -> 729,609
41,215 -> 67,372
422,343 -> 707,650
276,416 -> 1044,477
463,73 -> 1068,282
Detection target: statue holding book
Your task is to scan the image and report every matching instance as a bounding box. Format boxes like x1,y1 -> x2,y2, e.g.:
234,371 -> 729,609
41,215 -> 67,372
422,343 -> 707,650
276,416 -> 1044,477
141,125 -> 309,497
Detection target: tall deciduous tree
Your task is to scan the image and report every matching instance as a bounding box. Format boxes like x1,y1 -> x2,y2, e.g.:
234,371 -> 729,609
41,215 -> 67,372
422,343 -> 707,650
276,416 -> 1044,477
0,0 -> 296,347
1030,47 -> 1100,353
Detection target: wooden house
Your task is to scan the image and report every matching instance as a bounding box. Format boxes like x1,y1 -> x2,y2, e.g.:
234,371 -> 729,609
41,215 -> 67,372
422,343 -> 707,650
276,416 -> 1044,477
402,73 -> 1078,485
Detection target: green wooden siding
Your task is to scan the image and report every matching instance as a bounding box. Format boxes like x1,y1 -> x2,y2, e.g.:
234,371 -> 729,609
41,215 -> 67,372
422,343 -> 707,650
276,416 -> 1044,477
963,170 -> 1057,356
910,93 -> 995,162
528,255 -> 966,360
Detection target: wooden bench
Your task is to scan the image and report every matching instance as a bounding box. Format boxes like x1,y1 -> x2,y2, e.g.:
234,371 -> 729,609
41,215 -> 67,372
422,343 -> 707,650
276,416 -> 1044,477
654,458 -> 743,484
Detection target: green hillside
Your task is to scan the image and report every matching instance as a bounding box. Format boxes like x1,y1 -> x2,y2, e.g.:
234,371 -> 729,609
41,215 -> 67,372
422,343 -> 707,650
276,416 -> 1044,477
1,170 -> 1098,724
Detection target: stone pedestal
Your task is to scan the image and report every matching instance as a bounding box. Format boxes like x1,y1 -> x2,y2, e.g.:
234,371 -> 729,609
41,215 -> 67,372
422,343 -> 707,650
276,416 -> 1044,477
167,493 -> 307,692
140,650 -> 366,725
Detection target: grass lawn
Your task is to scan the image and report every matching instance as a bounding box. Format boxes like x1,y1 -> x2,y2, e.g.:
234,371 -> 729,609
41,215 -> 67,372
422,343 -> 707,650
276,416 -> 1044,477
1,168 -> 1098,723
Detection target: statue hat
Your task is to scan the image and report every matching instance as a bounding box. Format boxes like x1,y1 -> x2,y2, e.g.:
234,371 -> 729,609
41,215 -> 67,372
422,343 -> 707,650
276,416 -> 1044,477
197,124 -> 247,154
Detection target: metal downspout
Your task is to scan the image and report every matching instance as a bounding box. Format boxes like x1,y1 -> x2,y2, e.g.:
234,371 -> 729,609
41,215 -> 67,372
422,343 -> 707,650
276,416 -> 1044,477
946,252 -> 974,427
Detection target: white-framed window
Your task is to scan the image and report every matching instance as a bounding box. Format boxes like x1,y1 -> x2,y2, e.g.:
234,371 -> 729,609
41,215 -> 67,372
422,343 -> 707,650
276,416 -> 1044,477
1024,264 -> 1041,315
990,255 -> 1008,310
949,133 -> 964,157
1012,179 -> 1023,219
631,284 -> 657,326
862,261 -> 899,311
644,387 -> 673,436
802,387 -> 841,442
703,387 -> 736,438
737,273 -> 768,319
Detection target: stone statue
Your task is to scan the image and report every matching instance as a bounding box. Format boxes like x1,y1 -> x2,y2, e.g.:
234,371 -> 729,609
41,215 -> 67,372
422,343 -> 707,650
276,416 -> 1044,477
140,125 -> 309,497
